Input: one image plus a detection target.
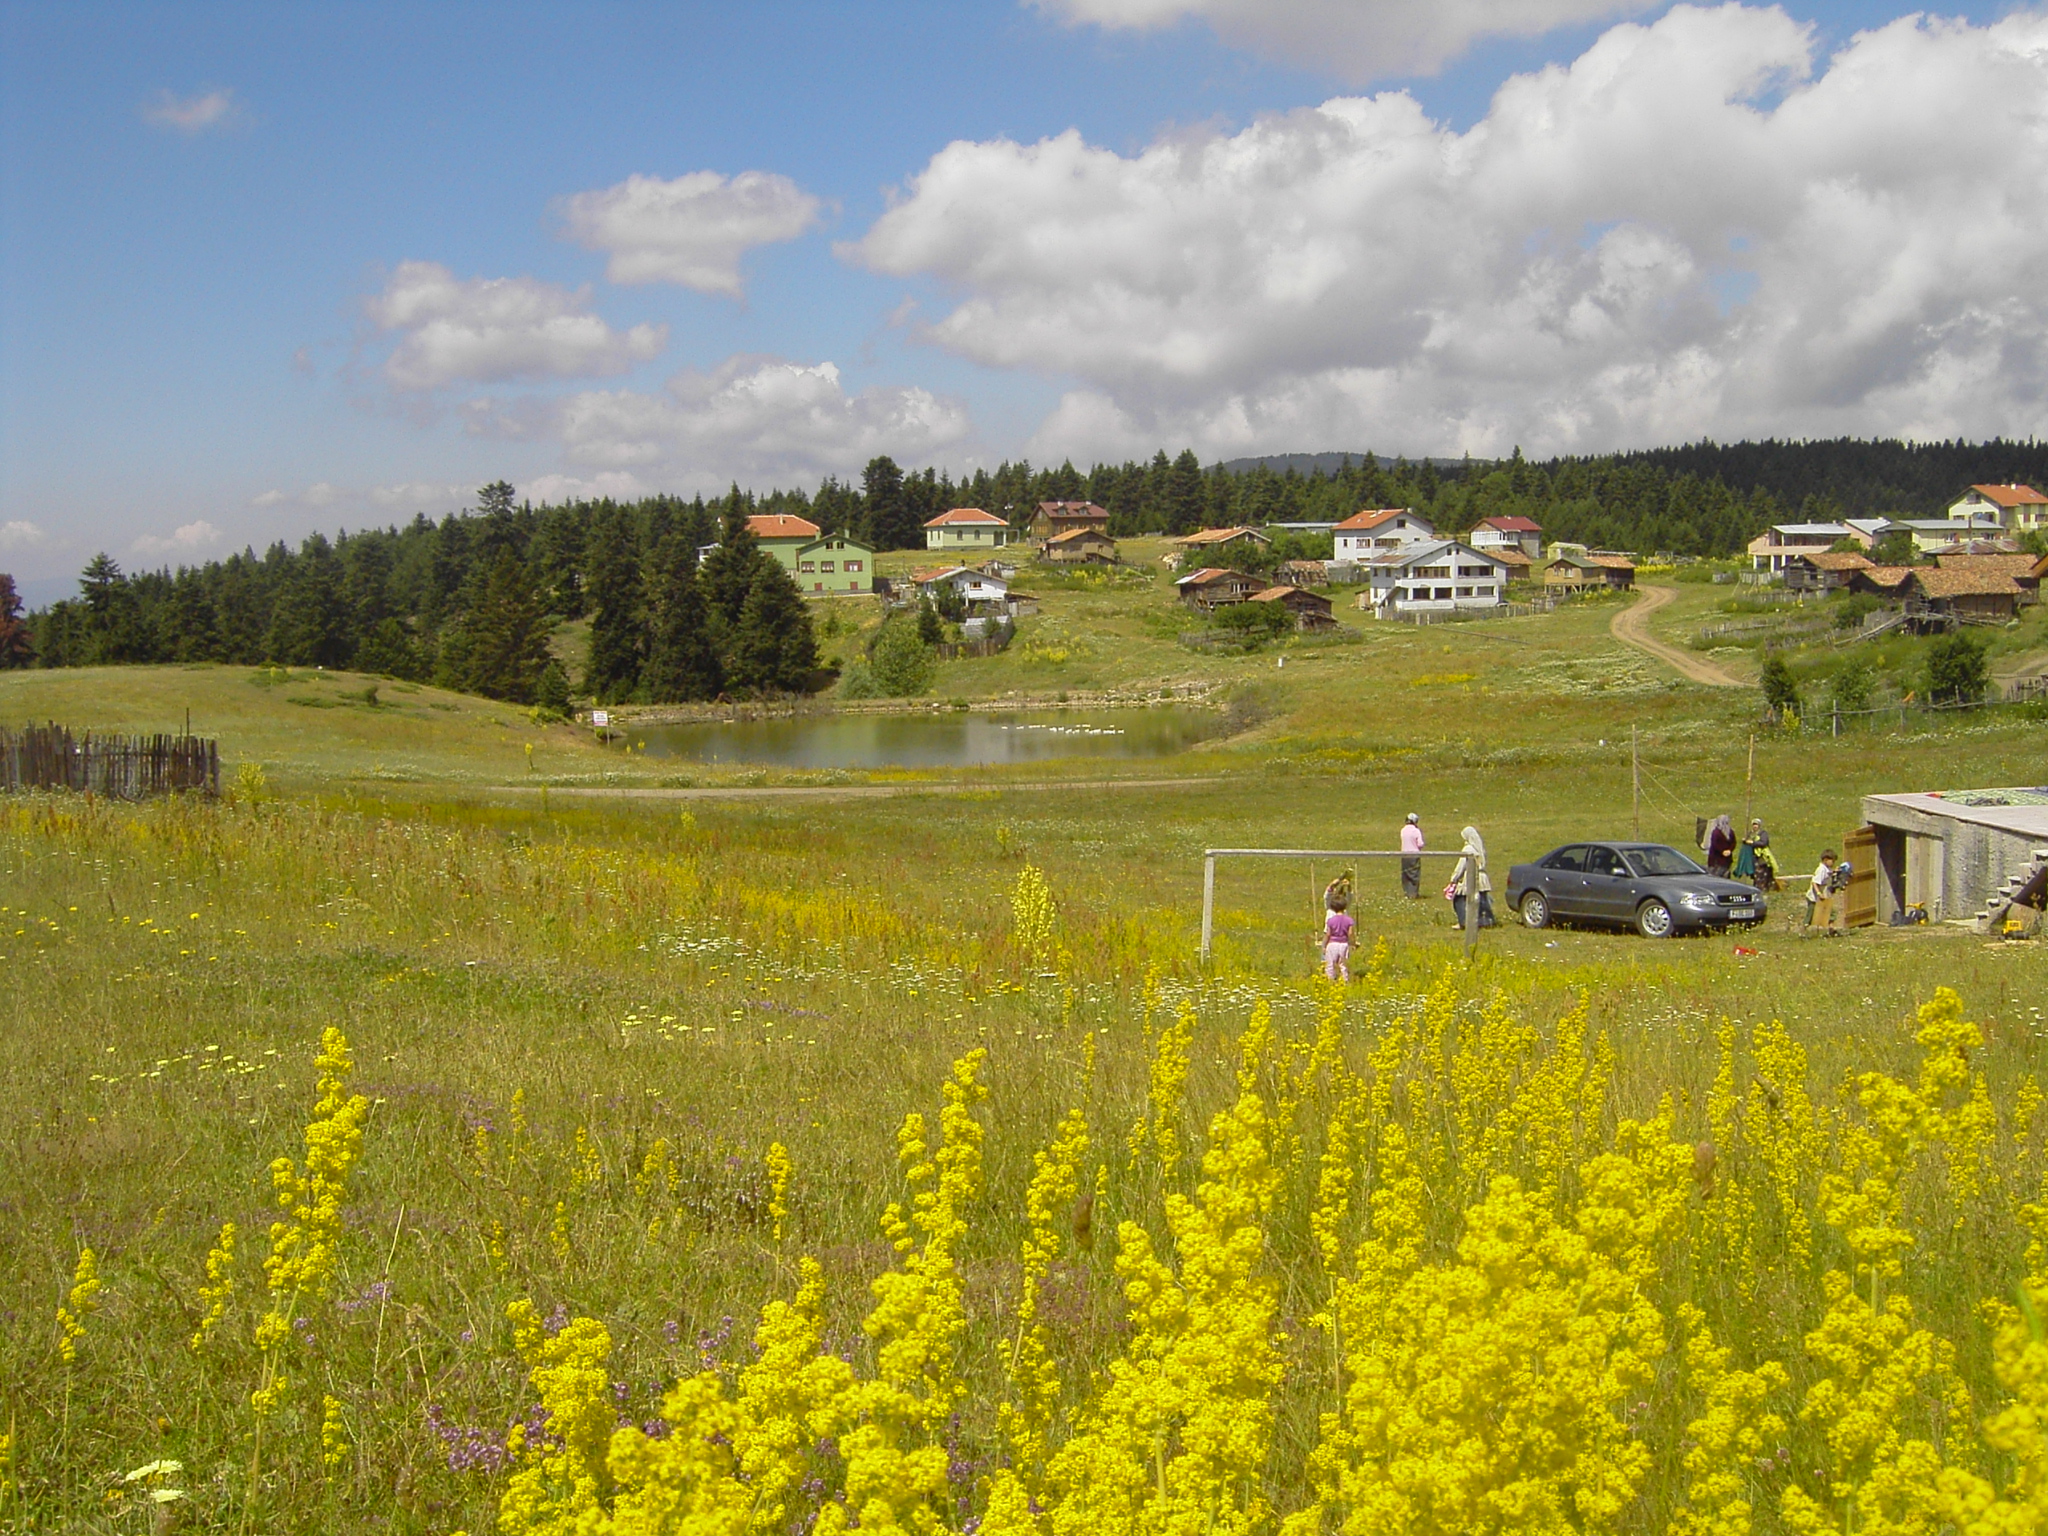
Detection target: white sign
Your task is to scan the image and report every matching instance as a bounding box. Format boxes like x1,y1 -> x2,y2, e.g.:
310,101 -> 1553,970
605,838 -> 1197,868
591,710 -> 610,728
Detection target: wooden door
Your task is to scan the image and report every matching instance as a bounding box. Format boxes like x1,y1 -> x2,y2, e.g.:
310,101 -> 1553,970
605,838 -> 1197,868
1844,825 -> 1878,928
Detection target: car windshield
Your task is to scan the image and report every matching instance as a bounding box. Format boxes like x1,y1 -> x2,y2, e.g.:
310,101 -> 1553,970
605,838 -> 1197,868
1624,845 -> 1706,877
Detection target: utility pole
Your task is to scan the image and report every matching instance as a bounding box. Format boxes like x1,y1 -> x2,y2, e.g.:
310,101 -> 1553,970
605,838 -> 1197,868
1631,726 -> 1641,841
1744,732 -> 1755,828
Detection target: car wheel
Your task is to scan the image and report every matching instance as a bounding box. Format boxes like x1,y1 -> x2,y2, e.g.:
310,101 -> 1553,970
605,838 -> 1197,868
1520,891 -> 1550,929
1636,899 -> 1676,939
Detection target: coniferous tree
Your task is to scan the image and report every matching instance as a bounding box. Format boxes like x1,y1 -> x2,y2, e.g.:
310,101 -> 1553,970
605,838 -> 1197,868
266,534 -> 350,667
0,574 -> 35,668
582,507 -> 645,702
698,489 -> 765,632
443,547 -> 552,702
728,563 -> 818,694
642,537 -> 723,702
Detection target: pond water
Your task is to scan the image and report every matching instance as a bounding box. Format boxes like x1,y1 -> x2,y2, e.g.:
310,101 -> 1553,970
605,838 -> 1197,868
616,708 -> 1214,769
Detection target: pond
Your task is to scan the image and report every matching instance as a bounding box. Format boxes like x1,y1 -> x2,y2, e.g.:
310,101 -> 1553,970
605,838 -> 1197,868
613,708 -> 1215,770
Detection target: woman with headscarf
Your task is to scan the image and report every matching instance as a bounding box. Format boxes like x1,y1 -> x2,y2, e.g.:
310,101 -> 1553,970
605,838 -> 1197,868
1703,814 -> 1735,878
1448,825 -> 1495,929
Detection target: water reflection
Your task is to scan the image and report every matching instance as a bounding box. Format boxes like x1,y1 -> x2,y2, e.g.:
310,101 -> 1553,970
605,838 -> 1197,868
617,708 -> 1212,769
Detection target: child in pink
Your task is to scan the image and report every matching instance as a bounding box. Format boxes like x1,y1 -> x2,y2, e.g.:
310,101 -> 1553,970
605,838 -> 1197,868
1322,891 -> 1354,982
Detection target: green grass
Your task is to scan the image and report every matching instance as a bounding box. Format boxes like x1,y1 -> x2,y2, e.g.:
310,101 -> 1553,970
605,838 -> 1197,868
5,585 -> 2048,1530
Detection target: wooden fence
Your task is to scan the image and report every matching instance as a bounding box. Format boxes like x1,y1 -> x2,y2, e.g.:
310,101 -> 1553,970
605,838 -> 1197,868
0,724 -> 220,799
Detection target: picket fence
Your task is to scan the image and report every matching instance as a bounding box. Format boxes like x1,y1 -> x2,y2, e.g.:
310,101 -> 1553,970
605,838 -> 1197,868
0,724 -> 220,799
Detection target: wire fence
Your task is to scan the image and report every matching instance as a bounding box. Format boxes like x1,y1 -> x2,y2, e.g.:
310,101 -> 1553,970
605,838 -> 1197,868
0,723 -> 220,799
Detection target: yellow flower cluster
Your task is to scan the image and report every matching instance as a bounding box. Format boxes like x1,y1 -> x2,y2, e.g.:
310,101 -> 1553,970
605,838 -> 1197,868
253,1026 -> 370,1417
55,1247 -> 100,1365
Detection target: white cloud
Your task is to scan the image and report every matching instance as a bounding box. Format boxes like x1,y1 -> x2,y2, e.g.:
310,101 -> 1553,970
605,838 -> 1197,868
1031,0 -> 1652,79
854,5 -> 2048,460
133,520 -> 224,558
0,520 -> 49,552
557,171 -> 823,295
365,261 -> 667,390
507,355 -> 971,489
142,88 -> 238,133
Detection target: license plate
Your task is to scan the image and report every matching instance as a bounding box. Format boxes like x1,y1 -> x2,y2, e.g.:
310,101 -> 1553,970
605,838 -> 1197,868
1729,908 -> 1759,920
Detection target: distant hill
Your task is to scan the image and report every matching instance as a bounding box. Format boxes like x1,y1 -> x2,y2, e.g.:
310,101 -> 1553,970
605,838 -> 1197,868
1220,452 -> 1481,475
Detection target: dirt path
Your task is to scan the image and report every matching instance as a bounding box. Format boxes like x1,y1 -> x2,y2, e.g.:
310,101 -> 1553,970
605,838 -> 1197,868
1610,585 -> 1747,688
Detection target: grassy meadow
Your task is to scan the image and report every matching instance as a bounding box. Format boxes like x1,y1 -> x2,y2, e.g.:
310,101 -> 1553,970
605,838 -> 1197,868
4,580 -> 2048,1534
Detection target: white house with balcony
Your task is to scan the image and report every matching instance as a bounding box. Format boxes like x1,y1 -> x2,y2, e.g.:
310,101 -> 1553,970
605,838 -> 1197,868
1361,540 -> 1510,617
1333,508 -> 1436,565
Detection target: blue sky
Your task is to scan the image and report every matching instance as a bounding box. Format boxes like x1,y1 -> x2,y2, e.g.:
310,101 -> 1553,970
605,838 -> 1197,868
2,0 -> 2042,591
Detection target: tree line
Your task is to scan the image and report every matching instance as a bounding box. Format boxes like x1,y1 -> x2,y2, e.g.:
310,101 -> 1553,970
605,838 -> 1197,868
6,437 -> 2040,699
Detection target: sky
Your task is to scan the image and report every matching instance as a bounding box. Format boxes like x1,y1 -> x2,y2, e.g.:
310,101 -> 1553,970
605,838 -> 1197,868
2,0 -> 2045,593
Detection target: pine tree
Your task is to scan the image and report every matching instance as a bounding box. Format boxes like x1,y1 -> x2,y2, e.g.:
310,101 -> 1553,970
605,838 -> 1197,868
266,534 -> 350,667
0,573 -> 35,668
728,563 -> 818,695
698,488 -> 765,632
642,537 -> 723,702
445,548 -> 552,702
581,507 -> 645,702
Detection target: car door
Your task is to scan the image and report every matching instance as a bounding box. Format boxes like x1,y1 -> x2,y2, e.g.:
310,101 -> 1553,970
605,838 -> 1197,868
1537,845 -> 1589,914
1580,845 -> 1638,924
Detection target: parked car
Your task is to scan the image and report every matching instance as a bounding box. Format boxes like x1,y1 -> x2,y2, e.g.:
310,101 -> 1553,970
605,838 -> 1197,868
1504,842 -> 1769,938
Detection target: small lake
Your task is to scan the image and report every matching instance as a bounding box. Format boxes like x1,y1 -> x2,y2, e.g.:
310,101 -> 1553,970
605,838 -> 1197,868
615,708 -> 1215,769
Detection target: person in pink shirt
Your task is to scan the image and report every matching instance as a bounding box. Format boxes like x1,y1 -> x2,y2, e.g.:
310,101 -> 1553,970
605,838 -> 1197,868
1400,813 -> 1425,898
1322,889 -> 1355,982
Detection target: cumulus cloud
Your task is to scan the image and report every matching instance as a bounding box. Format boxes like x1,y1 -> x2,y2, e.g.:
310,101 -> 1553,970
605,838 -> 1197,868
133,520 -> 224,558
365,261 -> 667,390
508,355 -> 971,488
142,88 -> 238,133
1031,0 -> 1650,79
855,5 -> 2048,460
0,520 -> 49,552
557,171 -> 823,295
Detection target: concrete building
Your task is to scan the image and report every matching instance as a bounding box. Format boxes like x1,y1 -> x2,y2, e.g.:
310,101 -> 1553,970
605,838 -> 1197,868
1859,786 -> 2048,927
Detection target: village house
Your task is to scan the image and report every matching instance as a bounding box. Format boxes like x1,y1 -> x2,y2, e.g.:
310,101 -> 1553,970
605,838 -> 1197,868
1905,565 -> 2026,625
1030,501 -> 1111,540
1468,515 -> 1545,559
1544,545 -> 1636,592
746,513 -> 825,573
1174,567 -> 1260,611
923,507 -> 1015,552
1248,585 -> 1336,630
914,565 -> 1015,614
1936,551 -> 2040,603
1949,483 -> 2048,535
1041,526 -> 1119,565
1174,526 -> 1272,560
1362,540 -> 1510,618
792,533 -> 874,595
1782,549 -> 1875,594
1333,508 -> 1435,565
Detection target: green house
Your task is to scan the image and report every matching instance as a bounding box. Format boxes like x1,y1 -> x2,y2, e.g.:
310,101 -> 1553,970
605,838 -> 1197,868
793,534 -> 875,596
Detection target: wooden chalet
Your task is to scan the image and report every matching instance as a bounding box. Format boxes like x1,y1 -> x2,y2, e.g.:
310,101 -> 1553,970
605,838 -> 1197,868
1175,567 -> 1259,611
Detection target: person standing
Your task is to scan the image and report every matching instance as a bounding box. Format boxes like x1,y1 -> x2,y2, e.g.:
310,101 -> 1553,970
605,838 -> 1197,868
1703,814 -> 1735,878
1400,813 -> 1425,898
1449,825 -> 1495,929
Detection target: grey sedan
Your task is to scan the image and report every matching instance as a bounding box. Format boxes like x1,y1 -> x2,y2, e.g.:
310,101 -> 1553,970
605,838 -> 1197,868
1505,842 -> 1769,938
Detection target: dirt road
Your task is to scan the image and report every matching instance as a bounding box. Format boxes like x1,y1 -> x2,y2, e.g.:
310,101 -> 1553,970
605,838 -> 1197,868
1610,585 -> 1747,688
